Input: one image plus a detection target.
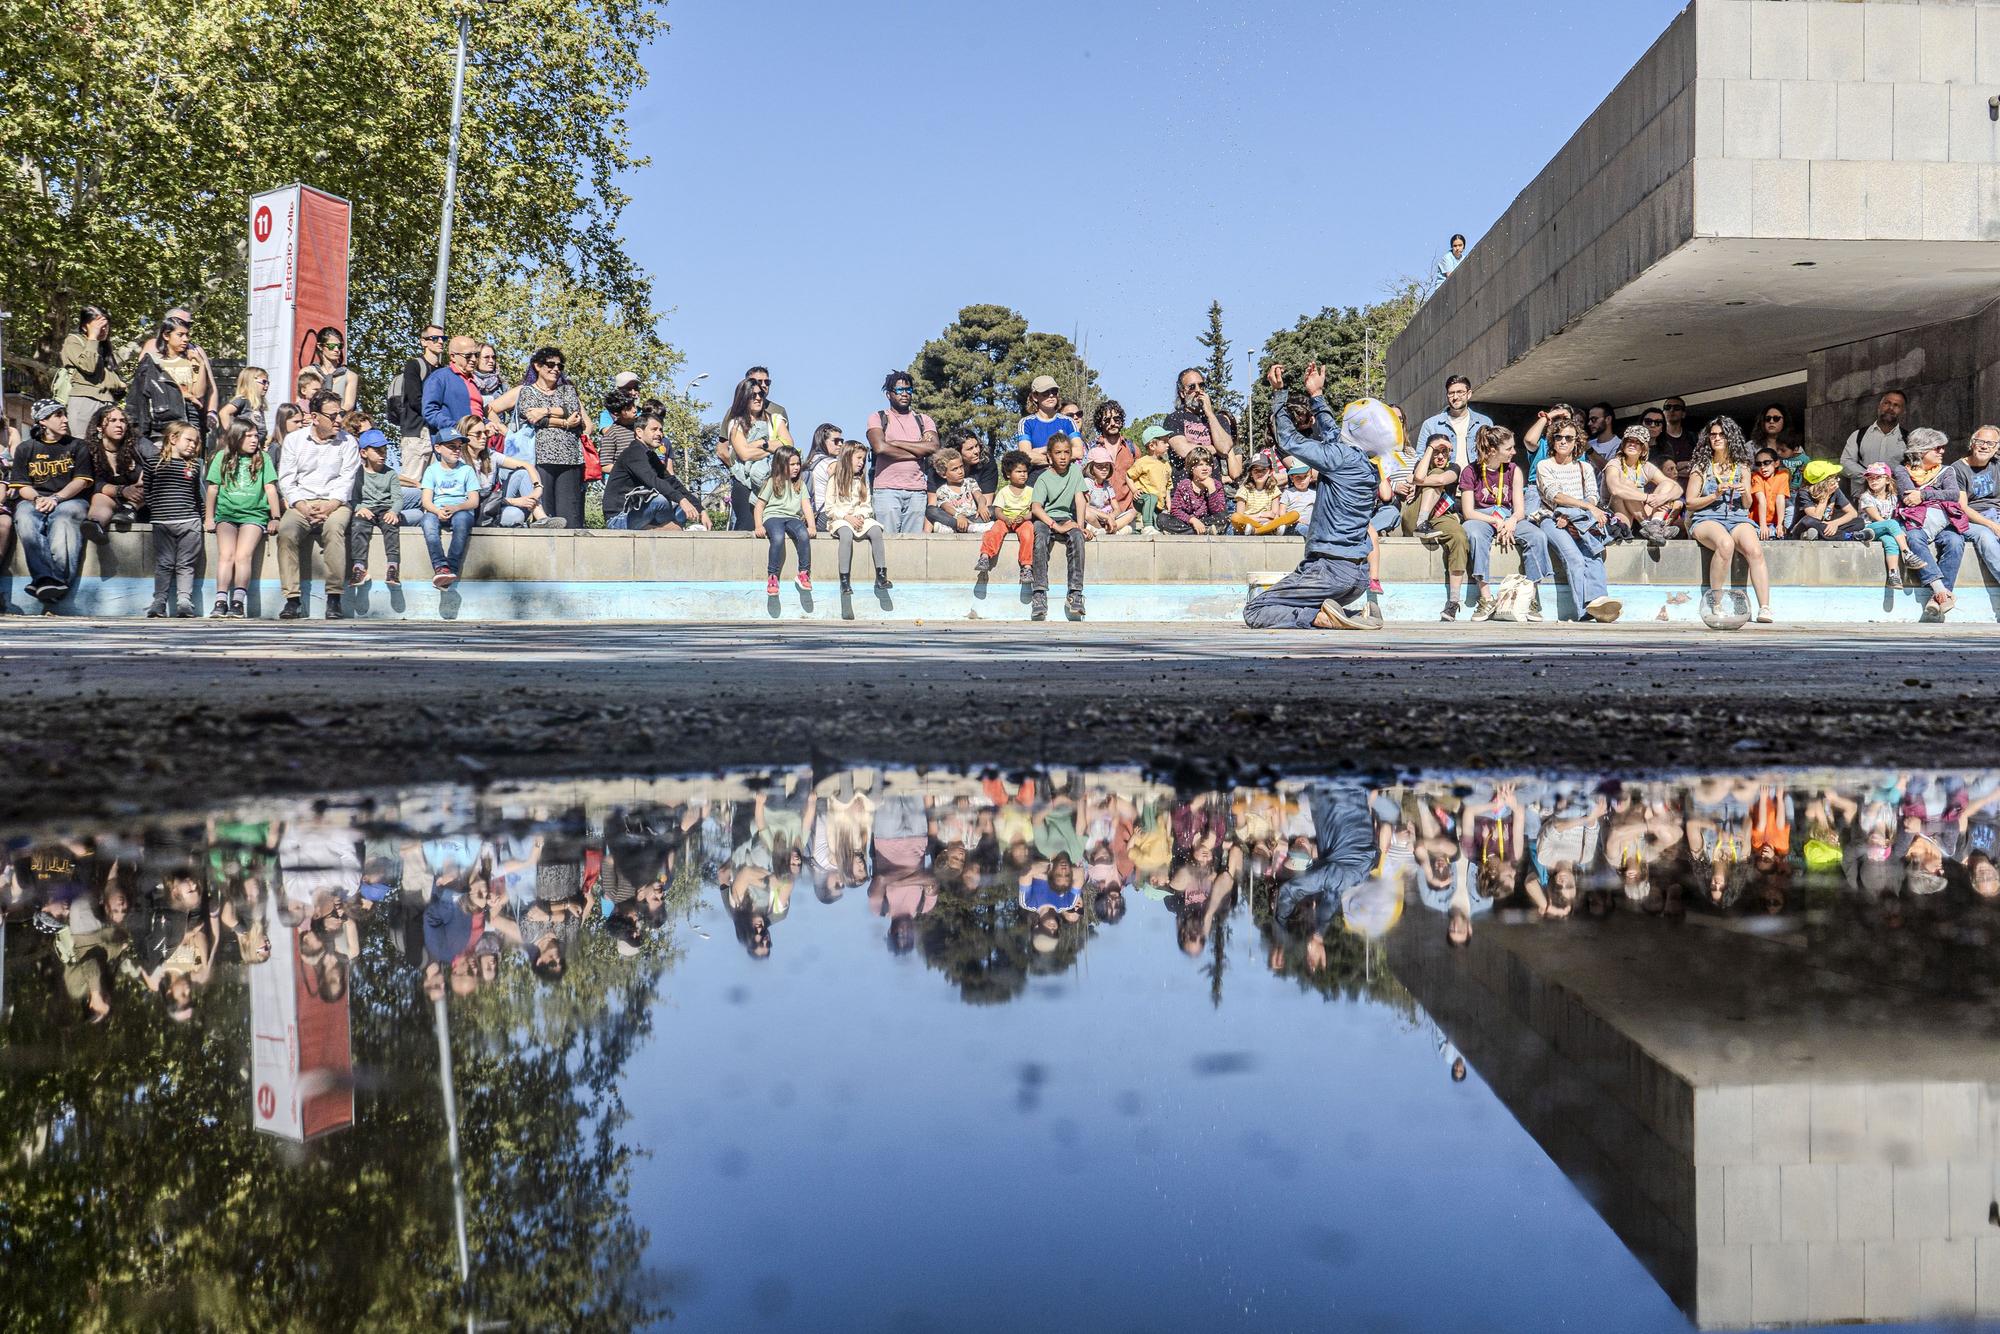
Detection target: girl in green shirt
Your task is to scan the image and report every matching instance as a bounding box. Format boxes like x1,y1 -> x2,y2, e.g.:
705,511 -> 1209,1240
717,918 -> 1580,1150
755,445 -> 817,595
203,421 -> 280,618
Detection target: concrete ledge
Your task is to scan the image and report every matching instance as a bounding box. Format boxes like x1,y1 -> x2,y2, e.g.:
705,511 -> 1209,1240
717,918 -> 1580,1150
12,527 -> 1992,589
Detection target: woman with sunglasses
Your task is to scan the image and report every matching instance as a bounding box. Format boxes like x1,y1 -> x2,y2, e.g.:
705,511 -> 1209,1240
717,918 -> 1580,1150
490,347 -> 586,527
722,376 -> 792,529
305,326 -> 359,413
1750,403 -> 1810,488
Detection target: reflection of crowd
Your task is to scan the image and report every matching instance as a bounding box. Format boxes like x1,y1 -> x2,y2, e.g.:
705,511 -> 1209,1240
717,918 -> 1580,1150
7,769 -> 1999,1024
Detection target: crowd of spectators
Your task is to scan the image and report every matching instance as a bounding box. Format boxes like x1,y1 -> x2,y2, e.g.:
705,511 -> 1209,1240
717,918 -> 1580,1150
8,766 -> 1994,1025
8,301 -> 1999,624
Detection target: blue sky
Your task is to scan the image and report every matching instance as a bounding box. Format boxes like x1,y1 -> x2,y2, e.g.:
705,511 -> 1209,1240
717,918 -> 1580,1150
623,0 -> 1687,427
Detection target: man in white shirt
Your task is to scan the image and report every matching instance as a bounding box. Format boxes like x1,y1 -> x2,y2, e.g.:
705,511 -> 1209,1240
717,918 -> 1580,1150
276,391 -> 362,620
1838,389 -> 1909,484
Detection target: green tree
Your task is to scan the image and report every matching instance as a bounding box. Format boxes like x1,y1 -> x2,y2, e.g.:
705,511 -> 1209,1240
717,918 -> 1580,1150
1249,280 -> 1423,444
1196,300 -> 1241,417
0,0 -> 667,403
907,304 -> 1103,450
451,266 -> 703,452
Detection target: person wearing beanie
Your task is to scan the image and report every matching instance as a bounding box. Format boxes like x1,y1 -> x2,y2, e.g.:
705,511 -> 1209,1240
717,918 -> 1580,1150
9,400 -> 95,608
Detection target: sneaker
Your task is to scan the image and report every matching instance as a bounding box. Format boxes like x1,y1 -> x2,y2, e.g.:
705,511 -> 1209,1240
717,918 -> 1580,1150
174,601 -> 197,619
1018,565 -> 1033,588
349,563 -> 367,587
1526,595 -> 1544,623
210,597 -> 230,619
1584,596 -> 1623,623
1470,595 -> 1496,623
531,515 -> 569,529
146,599 -> 168,619
80,519 -> 107,544
767,575 -> 780,596
1417,527 -> 1445,549
23,578 -> 50,601
875,574 -> 893,593
384,563 -> 400,587
1902,550 -> 1925,572
1030,592 -> 1048,621
1439,600 -> 1461,622
1755,606 -> 1776,624
1141,524 -> 1159,535
1314,599 -> 1371,630
230,592 -> 249,618
432,571 -> 453,590
1367,578 -> 1384,596
278,597 -> 303,620
973,553 -> 995,574
840,575 -> 853,594
797,571 -> 812,592
1065,591 -> 1085,620
323,595 -> 346,620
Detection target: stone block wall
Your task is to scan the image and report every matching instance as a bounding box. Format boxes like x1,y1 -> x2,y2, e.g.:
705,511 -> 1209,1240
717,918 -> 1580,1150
1806,294 -> 2000,448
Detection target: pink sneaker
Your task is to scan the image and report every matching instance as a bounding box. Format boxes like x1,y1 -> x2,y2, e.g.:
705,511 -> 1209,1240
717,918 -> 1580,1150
766,575 -> 779,595
797,571 -> 813,591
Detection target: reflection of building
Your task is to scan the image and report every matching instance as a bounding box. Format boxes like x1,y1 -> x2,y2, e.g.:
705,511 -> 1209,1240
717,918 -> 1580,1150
1389,909 -> 2000,1327
1387,0 -> 2000,440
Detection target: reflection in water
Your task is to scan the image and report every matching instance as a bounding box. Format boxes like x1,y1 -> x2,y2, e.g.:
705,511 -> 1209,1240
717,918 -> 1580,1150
3,768 -> 1999,1329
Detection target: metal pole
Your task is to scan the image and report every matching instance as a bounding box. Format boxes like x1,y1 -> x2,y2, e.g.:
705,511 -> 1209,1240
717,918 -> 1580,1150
434,994 -> 471,1289
430,10 -> 471,330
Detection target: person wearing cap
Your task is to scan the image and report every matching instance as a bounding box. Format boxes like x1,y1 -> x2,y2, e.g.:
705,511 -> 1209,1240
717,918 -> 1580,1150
347,429 -> 405,592
1014,374 -> 1072,474
1127,425 -> 1173,532
864,370 -> 939,534
1857,460 -> 1912,585
1786,458 -> 1859,542
275,391 -> 363,619
9,400 -> 95,608
597,371 -> 641,431
1278,457 -> 1317,535
1951,424 -> 2000,594
1242,362 -> 1382,631
1891,426 -> 1965,620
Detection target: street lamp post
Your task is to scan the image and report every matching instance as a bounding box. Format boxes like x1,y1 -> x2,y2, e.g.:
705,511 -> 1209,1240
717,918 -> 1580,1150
680,371 -> 709,483
430,9 -> 472,330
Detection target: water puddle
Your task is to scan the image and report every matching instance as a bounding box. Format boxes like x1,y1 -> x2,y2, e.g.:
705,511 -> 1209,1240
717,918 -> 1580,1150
4,767 -> 1998,1330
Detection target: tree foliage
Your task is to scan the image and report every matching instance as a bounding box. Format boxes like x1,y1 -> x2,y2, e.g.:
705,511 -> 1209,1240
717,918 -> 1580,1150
907,304 -> 1104,450
0,0 -> 667,403
451,267 -> 704,452
1249,280 -> 1424,443
1196,300 -> 1241,417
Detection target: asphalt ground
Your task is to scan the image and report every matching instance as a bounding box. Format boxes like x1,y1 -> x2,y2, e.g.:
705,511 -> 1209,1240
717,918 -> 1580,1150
1,619 -> 1994,823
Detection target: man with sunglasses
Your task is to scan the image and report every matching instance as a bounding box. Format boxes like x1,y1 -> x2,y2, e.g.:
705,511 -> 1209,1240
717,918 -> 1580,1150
388,325 -> 446,455
1163,368 -> 1241,482
1654,397 -> 1694,480
865,371 -> 939,533
1583,403 -> 1620,464
275,391 -> 362,620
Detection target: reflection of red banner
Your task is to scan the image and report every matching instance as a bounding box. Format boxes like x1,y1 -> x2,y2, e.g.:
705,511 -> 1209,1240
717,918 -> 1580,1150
250,918 -> 354,1142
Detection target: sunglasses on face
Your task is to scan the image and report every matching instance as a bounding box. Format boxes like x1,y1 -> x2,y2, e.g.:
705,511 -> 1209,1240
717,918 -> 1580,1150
1763,414 -> 1783,423
1756,457 -> 1777,466
749,378 -> 771,388
422,333 -> 445,343
1666,404 -> 1686,413
1554,433 -> 1578,442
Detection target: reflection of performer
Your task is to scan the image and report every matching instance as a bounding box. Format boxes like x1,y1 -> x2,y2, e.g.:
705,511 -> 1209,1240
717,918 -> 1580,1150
1272,783 -> 1397,967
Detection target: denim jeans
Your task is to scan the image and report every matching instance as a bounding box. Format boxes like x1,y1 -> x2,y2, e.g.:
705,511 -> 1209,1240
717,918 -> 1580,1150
1242,553 -> 1369,628
872,488 -> 926,534
399,485 -> 425,528
1904,523 -> 1965,589
1966,524 -> 2000,586
764,517 -> 809,577
608,495 -> 684,530
1464,513 -> 1551,583
15,496 -> 87,591
1369,501 -> 1402,534
1537,517 -> 1609,614
487,467 -> 538,527
422,509 -> 475,576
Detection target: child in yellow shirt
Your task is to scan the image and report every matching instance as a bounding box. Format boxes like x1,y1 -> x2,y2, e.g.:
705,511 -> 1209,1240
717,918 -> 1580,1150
1127,426 -> 1174,534
975,449 -> 1036,583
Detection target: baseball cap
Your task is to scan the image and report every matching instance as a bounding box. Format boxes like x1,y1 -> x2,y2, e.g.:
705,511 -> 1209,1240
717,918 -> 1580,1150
1028,374 -> 1059,395
1140,425 -> 1170,446
1086,444 -> 1115,467
1801,460 -> 1842,486
614,371 -> 639,389
32,398 -> 65,423
1286,457 -> 1310,476
355,428 -> 389,453
1864,462 -> 1892,479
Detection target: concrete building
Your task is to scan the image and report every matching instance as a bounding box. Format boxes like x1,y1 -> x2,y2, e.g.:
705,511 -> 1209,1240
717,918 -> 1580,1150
1385,0 -> 2000,450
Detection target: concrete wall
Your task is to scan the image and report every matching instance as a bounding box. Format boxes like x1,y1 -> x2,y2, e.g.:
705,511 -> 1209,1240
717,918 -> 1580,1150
1696,0 -> 2000,243
1807,294 -> 2000,447
1386,7 -> 1698,412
